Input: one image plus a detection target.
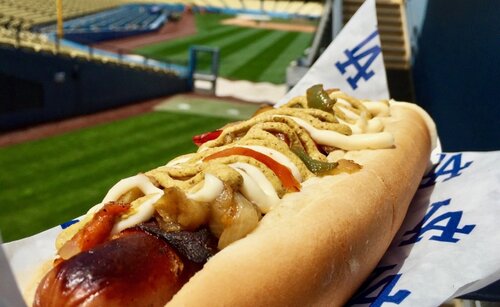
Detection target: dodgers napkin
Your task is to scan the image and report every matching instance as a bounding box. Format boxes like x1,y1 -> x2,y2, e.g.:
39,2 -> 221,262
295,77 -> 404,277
347,151 -> 500,306
277,0 -> 389,105
3,152 -> 500,306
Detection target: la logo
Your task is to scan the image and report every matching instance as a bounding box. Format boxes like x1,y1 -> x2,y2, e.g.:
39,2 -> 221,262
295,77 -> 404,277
347,265 -> 411,306
335,29 -> 382,90
420,153 -> 473,188
400,199 -> 476,246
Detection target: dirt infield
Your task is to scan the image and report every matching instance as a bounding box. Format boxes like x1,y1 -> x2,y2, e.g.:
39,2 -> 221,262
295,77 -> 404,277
222,18 -> 316,33
92,12 -> 197,52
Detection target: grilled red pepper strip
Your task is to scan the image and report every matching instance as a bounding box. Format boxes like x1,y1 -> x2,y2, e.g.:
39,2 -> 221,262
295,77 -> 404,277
203,147 -> 301,192
193,130 -> 222,146
57,202 -> 131,260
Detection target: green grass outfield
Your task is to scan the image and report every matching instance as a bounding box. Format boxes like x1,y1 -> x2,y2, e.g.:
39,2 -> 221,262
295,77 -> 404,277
0,102 -> 249,242
135,14 -> 314,84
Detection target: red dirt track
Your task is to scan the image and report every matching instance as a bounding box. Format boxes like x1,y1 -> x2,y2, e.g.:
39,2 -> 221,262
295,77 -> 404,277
0,98 -> 162,147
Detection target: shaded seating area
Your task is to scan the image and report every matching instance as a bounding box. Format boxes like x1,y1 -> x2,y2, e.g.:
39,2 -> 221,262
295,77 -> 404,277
35,4 -> 183,43
186,0 -> 323,19
0,0 -> 125,30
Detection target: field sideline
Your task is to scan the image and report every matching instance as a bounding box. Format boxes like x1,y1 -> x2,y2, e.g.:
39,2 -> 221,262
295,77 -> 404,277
135,13 -> 315,84
0,103 -> 239,242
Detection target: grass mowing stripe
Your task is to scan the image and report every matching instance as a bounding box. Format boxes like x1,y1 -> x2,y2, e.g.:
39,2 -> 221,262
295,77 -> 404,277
217,28 -> 272,57
134,13 -> 313,84
0,116 -> 204,205
0,115 -> 231,241
229,31 -> 299,82
260,32 -> 313,82
158,28 -> 275,72
0,131 -> 209,241
0,134 -> 199,240
150,28 -> 277,73
135,13 -> 233,56
0,113 -> 172,167
0,114 -> 188,191
222,30 -> 288,77
0,112 -> 229,189
194,13 -> 231,32
188,28 -> 271,71
0,113 -> 228,201
212,29 -> 276,74
136,26 -> 242,58
32,133 -> 195,209
36,134 -> 195,210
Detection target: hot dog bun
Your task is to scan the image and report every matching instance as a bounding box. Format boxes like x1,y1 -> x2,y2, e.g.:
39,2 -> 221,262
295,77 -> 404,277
30,90 -> 434,307
166,103 -> 431,306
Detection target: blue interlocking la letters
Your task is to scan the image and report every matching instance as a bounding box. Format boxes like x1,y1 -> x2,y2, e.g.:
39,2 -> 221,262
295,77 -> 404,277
420,153 -> 473,188
400,198 -> 476,246
348,265 -> 411,306
335,29 -> 382,90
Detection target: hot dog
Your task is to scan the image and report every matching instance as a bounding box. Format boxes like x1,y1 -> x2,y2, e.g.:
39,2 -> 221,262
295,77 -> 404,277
30,85 -> 435,306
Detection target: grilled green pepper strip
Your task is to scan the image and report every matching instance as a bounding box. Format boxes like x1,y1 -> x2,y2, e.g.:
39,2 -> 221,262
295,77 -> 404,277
291,146 -> 338,176
306,84 -> 336,112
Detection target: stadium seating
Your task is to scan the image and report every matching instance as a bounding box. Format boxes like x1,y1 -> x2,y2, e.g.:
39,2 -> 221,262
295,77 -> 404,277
204,0 -> 226,9
178,0 -> 322,18
223,0 -> 244,10
0,0 -> 124,30
35,4 -> 175,43
0,0 -> 324,30
0,24 -> 178,77
244,0 -> 261,11
0,0 -> 322,84
0,0 -> 323,131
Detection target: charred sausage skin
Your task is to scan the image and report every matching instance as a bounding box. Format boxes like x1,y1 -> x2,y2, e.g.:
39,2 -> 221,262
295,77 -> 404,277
34,230 -> 189,307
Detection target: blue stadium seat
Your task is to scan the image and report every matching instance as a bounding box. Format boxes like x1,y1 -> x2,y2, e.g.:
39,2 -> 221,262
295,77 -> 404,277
36,4 -> 184,43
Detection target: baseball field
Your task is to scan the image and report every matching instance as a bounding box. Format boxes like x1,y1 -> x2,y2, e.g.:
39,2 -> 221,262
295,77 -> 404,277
0,97 -> 261,242
0,12 -> 316,242
135,13 -> 316,84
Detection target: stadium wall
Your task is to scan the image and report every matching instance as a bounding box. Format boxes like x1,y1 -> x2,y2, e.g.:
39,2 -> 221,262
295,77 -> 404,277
408,0 -> 500,151
0,46 -> 189,131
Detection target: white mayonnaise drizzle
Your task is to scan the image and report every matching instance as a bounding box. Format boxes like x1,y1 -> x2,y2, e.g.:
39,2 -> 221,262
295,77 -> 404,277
102,174 -> 161,203
239,145 -> 302,182
337,111 -> 384,135
165,154 -> 195,167
89,100 -> 436,236
187,173 -> 224,202
281,116 -> 394,150
334,99 -> 387,134
362,101 -> 391,117
98,174 -> 164,234
230,162 -> 280,213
